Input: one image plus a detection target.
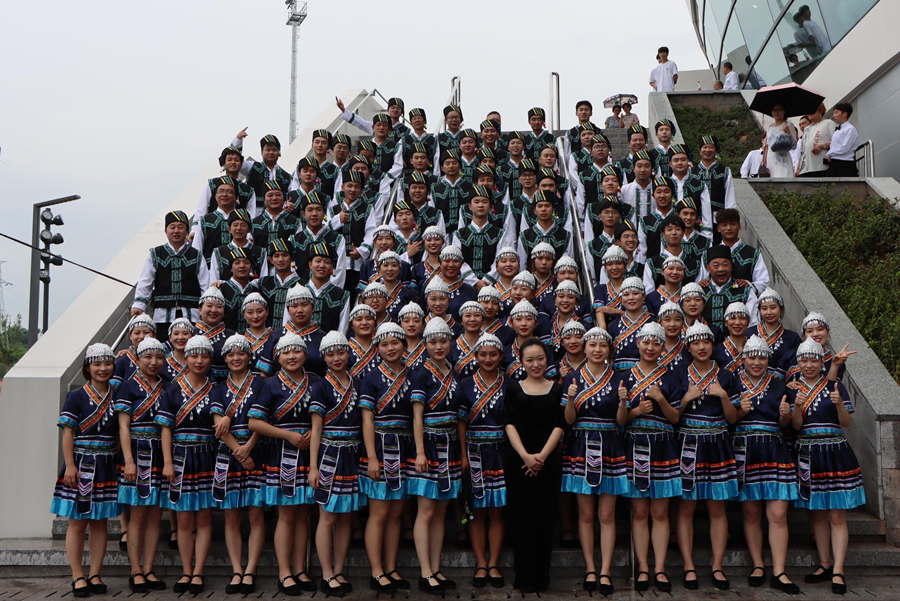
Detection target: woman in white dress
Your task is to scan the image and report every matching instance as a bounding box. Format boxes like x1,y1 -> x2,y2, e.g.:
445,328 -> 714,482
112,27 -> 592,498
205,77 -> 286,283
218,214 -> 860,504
763,104 -> 798,178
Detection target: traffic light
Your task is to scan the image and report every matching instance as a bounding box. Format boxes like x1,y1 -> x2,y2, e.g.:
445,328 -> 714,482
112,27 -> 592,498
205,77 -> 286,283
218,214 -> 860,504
38,208 -> 64,284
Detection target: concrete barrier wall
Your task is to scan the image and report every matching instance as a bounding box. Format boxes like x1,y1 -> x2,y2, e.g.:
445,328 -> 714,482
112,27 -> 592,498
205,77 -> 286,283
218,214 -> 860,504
738,178 -> 900,545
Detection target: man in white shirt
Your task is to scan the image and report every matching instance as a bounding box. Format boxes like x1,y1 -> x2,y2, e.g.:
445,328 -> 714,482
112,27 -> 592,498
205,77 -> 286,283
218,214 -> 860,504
791,116 -> 809,175
723,62 -> 740,91
798,104 -> 835,177
740,134 -> 767,178
794,7 -> 831,58
824,102 -> 859,177
649,46 -> 678,93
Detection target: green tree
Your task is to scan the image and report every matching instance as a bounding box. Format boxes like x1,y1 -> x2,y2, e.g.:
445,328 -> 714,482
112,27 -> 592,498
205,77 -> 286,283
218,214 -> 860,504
0,314 -> 28,379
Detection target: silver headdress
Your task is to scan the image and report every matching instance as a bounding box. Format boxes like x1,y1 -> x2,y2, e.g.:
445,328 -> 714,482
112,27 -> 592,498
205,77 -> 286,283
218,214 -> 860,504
662,255 -> 686,270
477,285 -> 502,302
84,343 -> 115,364
320,331 -> 351,354
680,282 -> 705,299
168,317 -> 193,337
136,337 -> 166,358
285,283 -> 315,306
509,299 -> 538,318
460,301 -> 486,316
620,276 -> 644,294
423,317 -> 453,341
796,337 -> 825,360
127,313 -> 156,334
373,322 -> 405,344
495,246 -> 519,262
221,334 -> 251,356
757,287 -> 784,308
554,255 -> 579,274
349,303 -> 376,320
439,244 -> 464,262
184,335 -> 214,357
241,292 -> 267,311
635,322 -> 666,344
742,335 -> 772,358
511,271 -> 537,289
397,302 -> 425,320
422,225 -> 446,240
473,333 -> 503,353
801,311 -> 829,332
684,322 -> 714,344
724,302 -> 750,321
583,326 -> 613,344
275,332 -> 307,355
601,245 -> 628,265
361,282 -> 388,299
377,250 -> 401,266
530,242 -> 555,258
554,280 -> 580,297
424,278 -> 450,297
199,286 -> 226,306
560,320 -> 587,339
658,301 -> 685,319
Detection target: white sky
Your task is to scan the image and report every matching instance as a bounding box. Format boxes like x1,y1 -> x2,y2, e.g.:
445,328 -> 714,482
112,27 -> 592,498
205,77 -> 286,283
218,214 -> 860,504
0,0 -> 707,325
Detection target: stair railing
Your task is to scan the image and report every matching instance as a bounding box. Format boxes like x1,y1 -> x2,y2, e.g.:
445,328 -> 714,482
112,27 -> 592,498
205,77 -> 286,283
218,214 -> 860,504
555,136 -> 594,309
432,77 -> 462,135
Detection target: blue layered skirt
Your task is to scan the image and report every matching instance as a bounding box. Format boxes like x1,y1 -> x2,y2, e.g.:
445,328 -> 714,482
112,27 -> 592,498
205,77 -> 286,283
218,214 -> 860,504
733,427 -> 798,502
213,436 -> 266,509
118,434 -> 167,507
795,433 -> 866,510
262,435 -> 315,506
52,444 -> 121,520
407,426 -> 462,500
159,438 -> 217,511
561,427 -> 629,496
622,428 -> 682,499
359,430 -> 413,500
677,425 -> 739,501
466,437 -> 507,508
314,435 -> 366,513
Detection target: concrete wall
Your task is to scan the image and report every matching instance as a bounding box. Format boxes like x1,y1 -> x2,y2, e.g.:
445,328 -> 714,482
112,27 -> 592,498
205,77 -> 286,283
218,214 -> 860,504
0,89 -> 382,538
856,59 -> 900,182
739,178 -> 900,545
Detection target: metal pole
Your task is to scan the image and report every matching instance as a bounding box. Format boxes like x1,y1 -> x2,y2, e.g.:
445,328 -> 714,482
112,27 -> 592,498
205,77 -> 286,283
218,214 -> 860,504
289,22 -> 299,144
42,279 -> 50,335
27,206 -> 41,346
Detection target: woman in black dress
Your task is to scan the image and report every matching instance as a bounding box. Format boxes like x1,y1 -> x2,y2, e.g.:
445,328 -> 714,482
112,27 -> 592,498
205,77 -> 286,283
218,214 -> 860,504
503,338 -> 567,592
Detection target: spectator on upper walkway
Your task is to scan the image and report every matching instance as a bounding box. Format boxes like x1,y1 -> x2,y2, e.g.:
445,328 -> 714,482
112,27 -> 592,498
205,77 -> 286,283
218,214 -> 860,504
723,62 -> 740,91
649,46 -> 678,93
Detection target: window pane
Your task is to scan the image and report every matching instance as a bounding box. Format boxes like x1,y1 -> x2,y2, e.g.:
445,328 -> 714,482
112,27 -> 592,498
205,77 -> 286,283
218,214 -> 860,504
704,1 -> 723,69
719,11 -> 751,83
749,34 -> 791,88
817,0 -> 878,45
733,0 -> 775,58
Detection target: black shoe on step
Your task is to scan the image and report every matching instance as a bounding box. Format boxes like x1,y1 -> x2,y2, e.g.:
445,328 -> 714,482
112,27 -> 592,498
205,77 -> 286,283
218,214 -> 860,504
832,573 -> 847,595
128,574 -> 148,594
279,576 -> 302,597
748,566 -> 765,587
634,570 -> 650,591
771,572 -> 800,595
87,575 -> 107,595
433,570 -> 456,589
188,576 -> 206,595
240,574 -> 256,594
370,574 -> 396,592
72,577 -> 89,598
488,566 -> 504,588
472,567 -> 488,588
387,569 -> 410,589
295,571 -> 318,592
320,577 -> 345,598
712,569 -> 730,590
598,575 -> 614,597
683,569 -> 699,590
805,564 -> 833,583
653,572 -> 671,593
225,573 -> 243,595
173,575 -> 191,594
582,571 -> 597,592
418,575 -> 444,595
335,572 -> 352,592
144,571 -> 166,591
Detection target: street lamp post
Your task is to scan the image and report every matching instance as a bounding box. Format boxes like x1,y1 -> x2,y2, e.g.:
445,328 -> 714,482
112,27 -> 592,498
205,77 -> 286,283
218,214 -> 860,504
286,1 -> 308,144
28,195 -> 79,347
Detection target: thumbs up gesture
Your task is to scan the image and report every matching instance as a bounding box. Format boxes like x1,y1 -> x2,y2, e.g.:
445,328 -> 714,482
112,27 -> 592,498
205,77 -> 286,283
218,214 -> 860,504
638,394 -> 653,415
740,394 -> 753,414
567,382 -> 578,403
829,382 -> 841,405
779,395 -> 790,417
618,380 -> 628,403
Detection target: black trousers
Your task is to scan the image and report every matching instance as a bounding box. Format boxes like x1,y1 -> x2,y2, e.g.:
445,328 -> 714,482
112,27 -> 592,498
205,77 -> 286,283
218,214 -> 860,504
827,159 -> 858,177
505,447 -> 560,591
799,169 -> 828,178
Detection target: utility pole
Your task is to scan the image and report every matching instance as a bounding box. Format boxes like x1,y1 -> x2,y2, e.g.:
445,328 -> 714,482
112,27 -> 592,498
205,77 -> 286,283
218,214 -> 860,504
286,1 -> 308,144
28,195 -> 79,347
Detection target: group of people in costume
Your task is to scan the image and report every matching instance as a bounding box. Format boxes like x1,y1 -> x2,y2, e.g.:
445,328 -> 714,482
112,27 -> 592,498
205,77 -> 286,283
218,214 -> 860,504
54,96 -> 865,598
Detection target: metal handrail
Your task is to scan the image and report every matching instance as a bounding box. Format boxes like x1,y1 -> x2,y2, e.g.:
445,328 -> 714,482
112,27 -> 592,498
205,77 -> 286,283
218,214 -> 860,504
555,136 -> 595,309
856,139 -> 875,177
432,76 -> 462,134
381,176 -> 403,226
549,72 -> 561,132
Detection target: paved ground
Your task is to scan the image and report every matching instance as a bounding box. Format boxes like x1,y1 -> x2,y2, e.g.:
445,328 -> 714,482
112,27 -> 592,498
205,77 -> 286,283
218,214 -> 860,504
1,572 -> 898,601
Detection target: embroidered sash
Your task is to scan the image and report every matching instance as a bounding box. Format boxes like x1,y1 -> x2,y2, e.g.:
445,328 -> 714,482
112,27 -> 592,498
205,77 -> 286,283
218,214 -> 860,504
223,373 -> 254,419
212,443 -> 231,502
760,323 -> 784,349
659,341 -> 685,369
505,344 -> 523,378
135,439 -> 153,499
470,371 -> 504,421
799,376 -> 829,415
739,373 -> 772,409
574,366 -> 614,411
132,374 -> 163,422
627,364 -> 667,403
584,433 -> 604,487
405,341 -> 427,367
175,378 -> 213,426
275,371 -> 309,420
246,328 -> 272,354
280,442 -> 300,497
349,340 -> 377,378
605,282 -> 623,309
287,321 -> 319,338
454,338 -> 478,375
166,354 -> 186,380
324,372 -> 354,424
168,444 -> 187,504
655,285 -> 681,304
723,337 -> 744,372
688,363 -> 720,393
197,321 -> 226,339
535,275 -> 554,299
424,360 -> 453,410
80,385 -> 112,433
375,363 -> 408,413
467,442 -> 485,499
614,312 -> 651,348
76,454 -> 96,514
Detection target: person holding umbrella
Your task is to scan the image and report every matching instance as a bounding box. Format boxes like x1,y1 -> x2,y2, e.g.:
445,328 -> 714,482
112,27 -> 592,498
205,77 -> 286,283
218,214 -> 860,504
605,106 -> 622,130
620,103 -> 640,129
750,84 -> 826,178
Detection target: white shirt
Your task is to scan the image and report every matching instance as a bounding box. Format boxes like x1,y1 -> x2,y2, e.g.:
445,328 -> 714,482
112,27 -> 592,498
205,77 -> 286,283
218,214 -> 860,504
192,178 -> 258,236
671,172 -> 713,239
302,279 -> 351,335
650,61 -> 679,93
740,149 -> 764,178
827,122 -> 858,162
791,135 -> 802,172
132,242 -> 210,324
620,180 -> 654,221
723,71 -> 740,91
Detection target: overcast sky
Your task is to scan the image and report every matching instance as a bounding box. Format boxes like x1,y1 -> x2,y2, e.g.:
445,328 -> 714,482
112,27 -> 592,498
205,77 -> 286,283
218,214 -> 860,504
0,0 -> 707,326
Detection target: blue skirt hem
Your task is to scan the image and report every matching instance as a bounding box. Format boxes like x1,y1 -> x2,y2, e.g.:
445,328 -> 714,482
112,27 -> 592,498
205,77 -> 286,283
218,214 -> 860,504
621,479 -> 682,499
471,489 -> 507,508
794,488 -> 866,510
359,476 -> 408,500
117,487 -> 162,507
738,482 -> 799,502
264,486 -> 315,506
681,480 -> 739,501
319,493 -> 367,513
159,491 -> 217,511
407,478 -> 461,500
561,475 -> 629,496
51,499 -> 121,520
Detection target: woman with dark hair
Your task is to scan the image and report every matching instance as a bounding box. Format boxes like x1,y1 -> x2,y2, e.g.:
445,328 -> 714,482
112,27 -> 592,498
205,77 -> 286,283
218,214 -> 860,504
503,337 -> 567,593
52,343 -> 120,597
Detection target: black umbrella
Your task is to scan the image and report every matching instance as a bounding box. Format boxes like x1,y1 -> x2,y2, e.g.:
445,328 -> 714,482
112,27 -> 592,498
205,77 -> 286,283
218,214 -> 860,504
749,83 -> 826,118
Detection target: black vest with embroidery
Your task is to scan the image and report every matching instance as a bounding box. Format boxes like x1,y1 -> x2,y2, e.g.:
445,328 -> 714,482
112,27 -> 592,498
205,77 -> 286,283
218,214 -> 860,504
220,280 -> 253,334
691,162 -> 729,214
317,160 -> 340,198
456,223 -> 505,279
150,245 -> 203,308
520,224 -> 570,260
205,178 -> 253,213
313,284 -> 350,333
639,211 -> 670,260
402,132 -> 436,170
251,212 -> 300,250
258,273 -> 301,327
498,159 -> 523,201
432,179 -> 475,234
436,131 -> 461,157
525,130 -> 554,159
246,162 -> 292,208
290,227 -> 342,283
330,195 -> 372,255
587,235 -> 616,280
199,212 -> 233,261
654,146 -> 675,178
703,281 -> 752,331
729,242 -> 761,284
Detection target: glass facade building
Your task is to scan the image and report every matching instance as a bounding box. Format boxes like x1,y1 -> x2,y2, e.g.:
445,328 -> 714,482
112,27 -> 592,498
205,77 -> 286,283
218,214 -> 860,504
689,0 -> 879,88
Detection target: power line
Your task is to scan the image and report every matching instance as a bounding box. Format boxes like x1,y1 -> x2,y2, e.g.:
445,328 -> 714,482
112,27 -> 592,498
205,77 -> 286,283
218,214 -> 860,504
0,231 -> 134,288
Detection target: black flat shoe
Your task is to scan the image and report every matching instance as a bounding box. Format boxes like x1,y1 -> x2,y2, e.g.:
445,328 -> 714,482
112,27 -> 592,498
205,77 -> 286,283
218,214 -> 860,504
433,570 -> 456,589
225,572 -> 243,595
516,582 -> 537,594
418,575 -> 444,595
188,575 -> 206,595
168,530 -> 178,550
771,572 -> 800,595
472,567 -> 488,588
144,571 -> 166,591
241,573 -> 256,594
634,570 -> 650,591
833,573 -> 847,595
387,569 -> 410,589
654,572 -> 671,593
370,574 -> 397,592
279,576 -> 302,596
129,574 -> 148,594
582,571 -> 598,592
320,577 -> 345,598
118,531 -> 128,551
87,575 -> 107,595
173,575 -> 192,594
712,569 -> 730,590
598,575 -> 613,597
488,566 -> 504,588
335,572 -> 352,592
72,577 -> 89,598
295,571 -> 318,592
748,566 -> 765,587
805,564 -> 833,583
683,569 -> 699,590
